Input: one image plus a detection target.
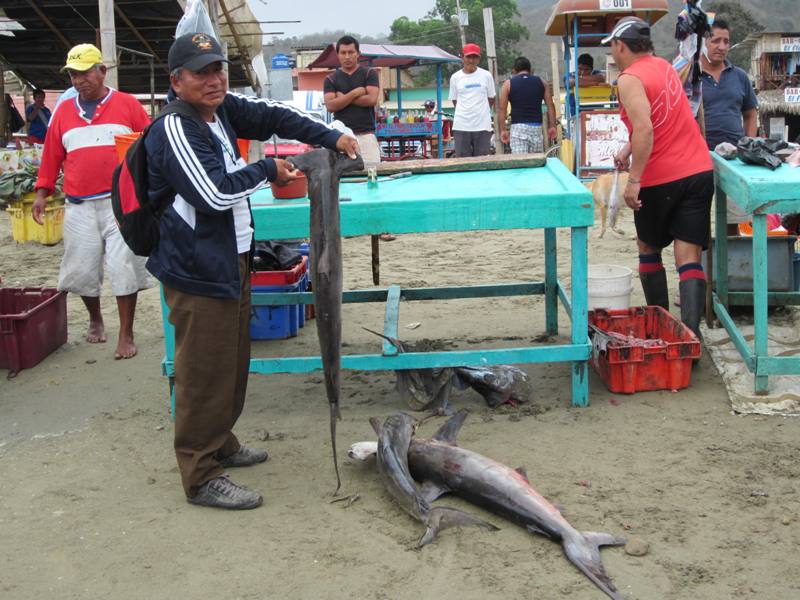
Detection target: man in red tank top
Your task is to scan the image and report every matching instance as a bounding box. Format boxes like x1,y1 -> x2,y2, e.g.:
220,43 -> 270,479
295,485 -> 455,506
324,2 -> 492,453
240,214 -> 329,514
604,17 -> 713,339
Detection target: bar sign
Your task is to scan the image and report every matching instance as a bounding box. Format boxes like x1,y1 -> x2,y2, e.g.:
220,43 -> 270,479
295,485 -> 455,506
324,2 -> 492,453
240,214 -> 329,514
780,37 -> 800,52
786,88 -> 800,103
600,0 -> 632,10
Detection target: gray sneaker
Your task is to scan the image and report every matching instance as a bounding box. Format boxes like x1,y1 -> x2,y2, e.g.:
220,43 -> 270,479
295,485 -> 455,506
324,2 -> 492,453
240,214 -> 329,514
219,445 -> 269,468
187,475 -> 263,509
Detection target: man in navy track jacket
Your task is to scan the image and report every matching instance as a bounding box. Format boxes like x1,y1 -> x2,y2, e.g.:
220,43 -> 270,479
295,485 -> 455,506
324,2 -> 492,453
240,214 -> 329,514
147,32 -> 358,510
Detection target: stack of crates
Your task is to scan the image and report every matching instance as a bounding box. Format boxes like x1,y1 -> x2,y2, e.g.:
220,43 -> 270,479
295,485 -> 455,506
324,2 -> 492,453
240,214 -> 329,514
6,192 -> 65,245
250,256 -> 309,340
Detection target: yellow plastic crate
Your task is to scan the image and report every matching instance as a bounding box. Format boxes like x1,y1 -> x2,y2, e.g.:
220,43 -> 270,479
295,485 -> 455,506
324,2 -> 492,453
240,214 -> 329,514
6,196 -> 64,245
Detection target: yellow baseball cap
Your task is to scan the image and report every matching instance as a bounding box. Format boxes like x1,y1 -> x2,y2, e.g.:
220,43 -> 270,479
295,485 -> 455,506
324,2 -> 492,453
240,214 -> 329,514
61,44 -> 103,72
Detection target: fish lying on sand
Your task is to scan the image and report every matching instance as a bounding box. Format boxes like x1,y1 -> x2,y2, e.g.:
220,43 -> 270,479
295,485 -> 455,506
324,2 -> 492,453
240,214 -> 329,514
369,413 -> 499,548
352,411 -> 627,599
289,149 -> 363,493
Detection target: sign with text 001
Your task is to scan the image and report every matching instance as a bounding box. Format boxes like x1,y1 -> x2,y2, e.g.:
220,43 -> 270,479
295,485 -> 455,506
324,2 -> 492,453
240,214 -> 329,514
600,0 -> 632,11
785,88 -> 800,104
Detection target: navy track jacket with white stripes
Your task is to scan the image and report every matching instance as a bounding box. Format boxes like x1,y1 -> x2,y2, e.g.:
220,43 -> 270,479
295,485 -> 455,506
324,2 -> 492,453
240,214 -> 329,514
144,92 -> 342,298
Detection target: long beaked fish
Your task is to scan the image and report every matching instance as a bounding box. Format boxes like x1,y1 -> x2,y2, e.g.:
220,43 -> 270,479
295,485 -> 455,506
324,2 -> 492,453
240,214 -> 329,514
289,149 -> 363,493
369,413 -> 499,548
351,411 -> 626,599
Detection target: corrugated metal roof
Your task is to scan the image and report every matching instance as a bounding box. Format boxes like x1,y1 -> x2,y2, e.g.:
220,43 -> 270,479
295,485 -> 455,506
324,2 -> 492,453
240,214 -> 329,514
308,44 -> 461,69
0,1 -> 261,93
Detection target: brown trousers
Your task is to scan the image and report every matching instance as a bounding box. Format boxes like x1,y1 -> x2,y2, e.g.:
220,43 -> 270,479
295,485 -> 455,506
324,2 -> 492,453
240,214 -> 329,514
163,254 -> 251,496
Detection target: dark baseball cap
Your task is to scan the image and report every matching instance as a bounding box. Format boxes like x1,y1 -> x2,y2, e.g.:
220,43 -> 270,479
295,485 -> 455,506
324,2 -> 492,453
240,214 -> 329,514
168,32 -> 228,72
601,17 -> 651,45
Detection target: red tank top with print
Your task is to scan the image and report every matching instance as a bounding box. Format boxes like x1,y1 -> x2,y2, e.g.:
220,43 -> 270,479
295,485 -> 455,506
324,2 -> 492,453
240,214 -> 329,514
619,55 -> 712,187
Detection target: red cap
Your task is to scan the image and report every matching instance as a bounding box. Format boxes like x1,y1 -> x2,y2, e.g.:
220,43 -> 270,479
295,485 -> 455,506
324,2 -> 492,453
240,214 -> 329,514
462,43 -> 481,57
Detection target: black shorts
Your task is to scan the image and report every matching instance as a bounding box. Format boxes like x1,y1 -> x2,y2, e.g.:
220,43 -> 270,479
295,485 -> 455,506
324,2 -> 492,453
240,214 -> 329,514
634,170 -> 714,250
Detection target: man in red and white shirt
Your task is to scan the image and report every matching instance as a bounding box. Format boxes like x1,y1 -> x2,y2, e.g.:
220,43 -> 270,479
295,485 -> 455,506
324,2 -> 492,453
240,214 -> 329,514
33,44 -> 152,359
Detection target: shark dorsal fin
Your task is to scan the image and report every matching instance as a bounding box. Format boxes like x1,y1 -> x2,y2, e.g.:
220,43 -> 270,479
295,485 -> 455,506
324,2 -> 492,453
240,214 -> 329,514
514,466 -> 530,483
431,409 -> 469,444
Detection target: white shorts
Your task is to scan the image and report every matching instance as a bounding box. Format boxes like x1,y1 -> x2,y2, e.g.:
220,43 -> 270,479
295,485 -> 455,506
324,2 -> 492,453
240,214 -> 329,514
58,198 -> 153,297
356,133 -> 381,168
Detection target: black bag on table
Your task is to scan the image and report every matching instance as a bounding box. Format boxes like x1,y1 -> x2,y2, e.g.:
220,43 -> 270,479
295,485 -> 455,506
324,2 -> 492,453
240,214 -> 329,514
736,137 -> 786,171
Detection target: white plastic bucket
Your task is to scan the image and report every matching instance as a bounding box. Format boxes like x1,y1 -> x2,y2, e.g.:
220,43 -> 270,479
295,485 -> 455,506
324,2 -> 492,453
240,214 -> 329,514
587,264 -> 633,310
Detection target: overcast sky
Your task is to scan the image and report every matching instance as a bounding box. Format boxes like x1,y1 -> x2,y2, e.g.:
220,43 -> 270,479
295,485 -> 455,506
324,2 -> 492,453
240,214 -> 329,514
250,0 -> 437,38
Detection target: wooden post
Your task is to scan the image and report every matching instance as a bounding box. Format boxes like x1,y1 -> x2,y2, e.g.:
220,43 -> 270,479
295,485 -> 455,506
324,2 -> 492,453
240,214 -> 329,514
371,235 -> 380,285
98,0 -> 118,89
0,69 -> 8,147
550,42 -> 563,146
483,7 -> 504,155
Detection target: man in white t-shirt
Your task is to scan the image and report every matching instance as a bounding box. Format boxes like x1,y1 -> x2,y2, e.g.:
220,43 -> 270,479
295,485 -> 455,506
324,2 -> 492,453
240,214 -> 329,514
449,43 -> 496,157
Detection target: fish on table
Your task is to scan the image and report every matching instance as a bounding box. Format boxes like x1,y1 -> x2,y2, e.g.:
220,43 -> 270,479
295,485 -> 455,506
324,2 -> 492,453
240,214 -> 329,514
369,412 -> 499,548
288,149 -> 363,493
351,411 -> 627,599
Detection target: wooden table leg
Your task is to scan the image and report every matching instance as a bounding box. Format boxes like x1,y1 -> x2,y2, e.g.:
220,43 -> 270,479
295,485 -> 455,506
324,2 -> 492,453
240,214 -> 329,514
570,226 -> 589,407
371,235 -> 380,285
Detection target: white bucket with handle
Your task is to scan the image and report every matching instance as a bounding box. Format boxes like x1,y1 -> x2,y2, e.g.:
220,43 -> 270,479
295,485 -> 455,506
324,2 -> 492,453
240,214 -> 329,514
587,264 -> 633,310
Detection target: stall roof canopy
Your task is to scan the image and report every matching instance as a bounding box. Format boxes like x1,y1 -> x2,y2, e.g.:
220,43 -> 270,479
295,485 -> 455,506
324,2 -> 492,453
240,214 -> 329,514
0,0 -> 262,93
307,44 -> 461,69
545,0 -> 669,39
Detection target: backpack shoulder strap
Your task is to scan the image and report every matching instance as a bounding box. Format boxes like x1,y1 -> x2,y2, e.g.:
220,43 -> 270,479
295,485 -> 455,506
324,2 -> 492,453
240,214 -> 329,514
151,99 -> 213,143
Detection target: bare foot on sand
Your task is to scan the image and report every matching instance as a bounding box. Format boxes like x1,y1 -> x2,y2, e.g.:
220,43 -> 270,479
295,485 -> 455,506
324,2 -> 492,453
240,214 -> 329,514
86,321 -> 107,344
114,335 -> 138,360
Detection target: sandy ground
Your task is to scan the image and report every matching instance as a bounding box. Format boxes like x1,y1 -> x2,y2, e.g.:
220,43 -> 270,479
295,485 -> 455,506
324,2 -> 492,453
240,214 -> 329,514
1,202 -> 799,600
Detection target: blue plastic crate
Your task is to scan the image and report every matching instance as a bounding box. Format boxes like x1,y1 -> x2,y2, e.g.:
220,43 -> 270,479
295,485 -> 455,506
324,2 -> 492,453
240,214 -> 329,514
250,274 -> 308,340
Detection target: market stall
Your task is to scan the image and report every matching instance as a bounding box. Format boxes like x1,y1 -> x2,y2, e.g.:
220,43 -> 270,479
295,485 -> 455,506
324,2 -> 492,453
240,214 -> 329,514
545,0 -> 669,179
711,154 -> 800,396
306,44 -> 461,160
159,159 -> 595,408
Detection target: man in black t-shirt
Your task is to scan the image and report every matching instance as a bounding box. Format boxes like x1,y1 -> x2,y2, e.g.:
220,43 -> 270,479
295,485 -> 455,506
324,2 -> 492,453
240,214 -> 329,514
323,35 -> 380,168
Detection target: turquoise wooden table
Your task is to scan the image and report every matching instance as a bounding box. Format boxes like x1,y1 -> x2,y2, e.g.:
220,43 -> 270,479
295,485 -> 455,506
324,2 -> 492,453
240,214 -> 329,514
160,158 -> 595,408
712,154 -> 800,394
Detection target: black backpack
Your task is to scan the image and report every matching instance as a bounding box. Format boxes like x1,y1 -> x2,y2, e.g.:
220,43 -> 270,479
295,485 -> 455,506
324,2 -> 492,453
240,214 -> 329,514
111,100 -> 212,257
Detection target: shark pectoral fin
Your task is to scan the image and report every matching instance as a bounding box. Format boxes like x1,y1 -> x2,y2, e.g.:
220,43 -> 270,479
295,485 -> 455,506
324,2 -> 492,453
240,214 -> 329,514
417,506 -> 500,547
369,417 -> 383,436
428,506 -> 499,537
430,409 -> 469,445
419,480 -> 450,504
525,524 -> 553,539
514,466 -> 530,483
583,531 -> 627,547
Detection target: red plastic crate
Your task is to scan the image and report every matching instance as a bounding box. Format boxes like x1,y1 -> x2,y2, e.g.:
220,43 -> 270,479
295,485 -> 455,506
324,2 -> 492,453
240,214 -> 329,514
0,288 -> 67,376
251,256 -> 307,286
588,306 -> 701,394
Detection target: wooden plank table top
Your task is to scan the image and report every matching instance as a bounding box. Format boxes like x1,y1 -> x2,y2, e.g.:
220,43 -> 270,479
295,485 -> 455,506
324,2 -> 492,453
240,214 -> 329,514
251,158 -> 592,239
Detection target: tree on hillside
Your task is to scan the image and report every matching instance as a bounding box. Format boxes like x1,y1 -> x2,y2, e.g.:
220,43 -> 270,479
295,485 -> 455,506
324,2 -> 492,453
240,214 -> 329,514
705,1 -> 764,69
389,0 -> 529,76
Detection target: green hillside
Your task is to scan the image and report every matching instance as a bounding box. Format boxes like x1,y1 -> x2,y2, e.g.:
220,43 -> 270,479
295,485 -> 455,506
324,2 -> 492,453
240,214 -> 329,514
515,0 -> 800,78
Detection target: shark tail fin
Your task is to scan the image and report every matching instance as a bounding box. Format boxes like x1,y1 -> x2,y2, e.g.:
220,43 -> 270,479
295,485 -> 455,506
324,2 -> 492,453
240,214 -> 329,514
416,506 -> 499,549
562,532 -> 627,600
